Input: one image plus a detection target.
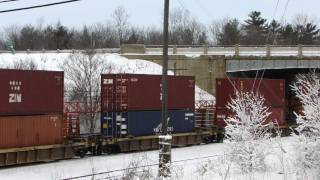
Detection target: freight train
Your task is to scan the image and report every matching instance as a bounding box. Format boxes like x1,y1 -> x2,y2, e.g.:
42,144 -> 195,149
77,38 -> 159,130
0,69 -> 296,167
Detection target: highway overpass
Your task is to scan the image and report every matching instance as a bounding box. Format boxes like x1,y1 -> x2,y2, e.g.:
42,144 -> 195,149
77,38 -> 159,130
121,44 -> 320,95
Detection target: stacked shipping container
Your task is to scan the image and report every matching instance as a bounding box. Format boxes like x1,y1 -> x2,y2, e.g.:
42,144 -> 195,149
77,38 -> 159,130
101,74 -> 195,138
0,70 -> 65,149
215,78 -> 286,127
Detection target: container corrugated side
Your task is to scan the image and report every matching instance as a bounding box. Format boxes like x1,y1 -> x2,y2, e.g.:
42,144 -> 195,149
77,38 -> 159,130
216,78 -> 285,108
101,74 -> 195,111
101,109 -> 195,137
214,107 -> 286,127
0,114 -> 63,149
0,69 -> 64,116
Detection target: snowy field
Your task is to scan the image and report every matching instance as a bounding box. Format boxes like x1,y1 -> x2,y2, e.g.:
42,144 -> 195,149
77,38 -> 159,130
0,137 -> 310,180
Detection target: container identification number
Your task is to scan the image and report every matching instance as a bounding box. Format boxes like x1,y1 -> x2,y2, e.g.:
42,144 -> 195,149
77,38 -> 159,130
8,81 -> 22,103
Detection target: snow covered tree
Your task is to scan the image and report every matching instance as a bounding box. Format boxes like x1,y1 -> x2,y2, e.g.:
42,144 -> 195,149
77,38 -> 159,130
224,91 -> 273,175
291,71 -> 320,179
291,72 -> 320,137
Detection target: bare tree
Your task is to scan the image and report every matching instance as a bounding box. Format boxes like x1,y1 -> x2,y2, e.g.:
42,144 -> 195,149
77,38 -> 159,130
112,5 -> 130,46
292,13 -> 319,27
13,59 -> 38,70
144,26 -> 162,45
61,50 -> 110,133
3,25 -> 21,50
208,18 -> 229,45
121,154 -> 155,180
169,8 -> 207,45
196,154 -> 232,180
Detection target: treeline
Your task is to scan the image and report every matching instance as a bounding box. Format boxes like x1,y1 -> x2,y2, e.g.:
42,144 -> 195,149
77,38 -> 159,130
0,7 -> 320,50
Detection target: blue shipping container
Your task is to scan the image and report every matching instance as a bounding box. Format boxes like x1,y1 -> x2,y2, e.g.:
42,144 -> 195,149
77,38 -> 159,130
101,110 -> 194,137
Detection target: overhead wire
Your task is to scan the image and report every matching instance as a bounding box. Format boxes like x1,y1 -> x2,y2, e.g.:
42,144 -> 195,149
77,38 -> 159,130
256,0 -> 290,91
61,143 -> 297,180
0,0 -> 80,13
0,0 -> 18,3
191,0 -> 211,18
273,0 -> 290,45
265,0 -> 280,44
224,0 -> 284,92
177,0 -> 188,12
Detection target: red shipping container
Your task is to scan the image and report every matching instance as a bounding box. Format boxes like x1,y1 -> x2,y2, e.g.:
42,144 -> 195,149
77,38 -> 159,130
214,107 -> 286,128
0,114 -> 64,149
216,78 -> 285,108
101,74 -> 195,111
267,108 -> 286,127
0,69 -> 64,116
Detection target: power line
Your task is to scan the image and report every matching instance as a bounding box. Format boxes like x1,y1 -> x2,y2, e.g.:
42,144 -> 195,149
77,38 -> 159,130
272,0 -> 280,20
61,143 -> 297,180
272,0 -> 290,45
0,0 -> 80,13
257,0 -> 291,89
177,0 -> 190,14
0,0 -> 18,3
265,0 -> 280,44
191,0 -> 211,18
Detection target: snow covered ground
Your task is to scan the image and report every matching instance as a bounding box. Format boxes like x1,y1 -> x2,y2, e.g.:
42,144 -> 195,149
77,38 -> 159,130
0,137 -> 308,180
0,52 -> 214,103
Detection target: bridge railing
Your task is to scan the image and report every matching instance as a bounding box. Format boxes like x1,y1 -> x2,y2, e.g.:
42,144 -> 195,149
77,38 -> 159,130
1,44 -> 320,57
143,44 -> 320,57
0,48 -> 120,54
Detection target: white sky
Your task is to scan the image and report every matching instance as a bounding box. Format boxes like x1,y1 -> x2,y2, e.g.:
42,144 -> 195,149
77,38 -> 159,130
0,0 -> 320,28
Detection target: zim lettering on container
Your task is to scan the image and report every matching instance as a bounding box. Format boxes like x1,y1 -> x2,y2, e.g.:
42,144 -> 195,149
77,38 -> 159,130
8,80 -> 22,103
0,69 -> 64,116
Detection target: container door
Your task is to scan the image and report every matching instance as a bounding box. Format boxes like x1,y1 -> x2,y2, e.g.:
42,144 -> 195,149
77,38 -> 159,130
101,112 -> 115,138
101,112 -> 128,138
102,77 -> 115,111
115,112 -> 128,137
63,113 -> 80,138
115,75 -> 129,111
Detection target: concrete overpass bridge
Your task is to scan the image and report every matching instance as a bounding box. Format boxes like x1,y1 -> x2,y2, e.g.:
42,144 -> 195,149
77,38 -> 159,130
121,44 -> 320,95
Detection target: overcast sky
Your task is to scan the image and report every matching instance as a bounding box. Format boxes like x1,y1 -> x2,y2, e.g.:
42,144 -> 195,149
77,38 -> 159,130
1,0 -> 320,28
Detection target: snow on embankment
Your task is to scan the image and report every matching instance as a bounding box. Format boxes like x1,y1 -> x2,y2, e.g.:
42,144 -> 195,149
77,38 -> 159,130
0,53 -> 214,102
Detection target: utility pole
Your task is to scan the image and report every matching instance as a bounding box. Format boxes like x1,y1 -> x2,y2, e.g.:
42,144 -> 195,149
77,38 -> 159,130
159,0 -> 171,178
168,62 -> 188,75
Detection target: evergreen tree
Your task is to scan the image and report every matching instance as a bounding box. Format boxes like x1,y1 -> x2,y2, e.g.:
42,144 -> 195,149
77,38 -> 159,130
295,23 -> 319,45
19,25 -> 36,50
53,22 -> 72,49
127,30 -> 139,44
80,26 -> 92,48
197,31 -> 208,45
242,11 -> 268,45
266,20 -> 281,44
217,19 -> 241,45
278,24 -> 296,45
